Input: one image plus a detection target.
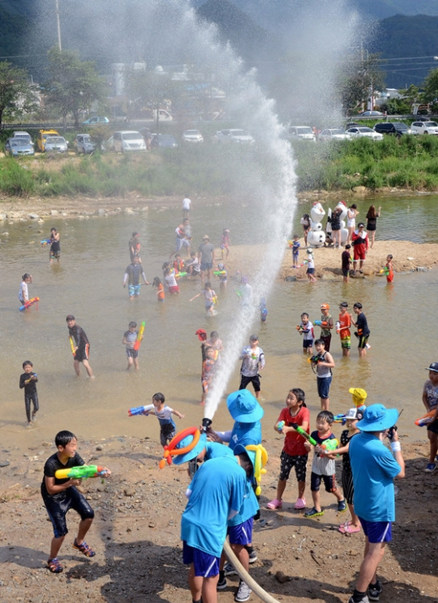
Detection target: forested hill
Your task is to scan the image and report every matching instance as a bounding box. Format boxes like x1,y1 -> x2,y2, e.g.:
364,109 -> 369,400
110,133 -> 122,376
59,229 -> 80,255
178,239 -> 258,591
372,14 -> 438,87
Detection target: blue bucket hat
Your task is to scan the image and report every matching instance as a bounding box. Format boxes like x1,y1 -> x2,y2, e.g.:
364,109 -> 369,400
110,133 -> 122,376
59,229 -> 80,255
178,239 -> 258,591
356,403 -> 399,432
172,431 -> 207,465
227,390 -> 264,423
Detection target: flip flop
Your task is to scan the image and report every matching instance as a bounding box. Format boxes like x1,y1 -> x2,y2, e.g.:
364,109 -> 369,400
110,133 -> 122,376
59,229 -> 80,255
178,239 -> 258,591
338,523 -> 361,534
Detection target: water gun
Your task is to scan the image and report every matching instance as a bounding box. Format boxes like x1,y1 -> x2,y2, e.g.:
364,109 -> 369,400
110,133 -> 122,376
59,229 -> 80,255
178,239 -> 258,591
335,321 -> 341,334
128,405 -> 149,417
175,271 -> 188,279
276,421 -> 285,433
246,444 -> 268,496
378,267 -> 390,275
333,413 -> 347,424
55,465 -> 108,480
133,321 -> 145,351
213,270 -> 227,276
314,320 -> 328,327
415,409 -> 437,427
69,336 -> 77,356
19,297 -> 39,312
294,426 -> 338,452
40,238 -> 51,246
307,354 -> 322,364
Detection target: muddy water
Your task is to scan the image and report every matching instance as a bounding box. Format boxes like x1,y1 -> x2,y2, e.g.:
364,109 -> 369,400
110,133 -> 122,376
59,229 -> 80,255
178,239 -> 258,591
1,195 -> 437,453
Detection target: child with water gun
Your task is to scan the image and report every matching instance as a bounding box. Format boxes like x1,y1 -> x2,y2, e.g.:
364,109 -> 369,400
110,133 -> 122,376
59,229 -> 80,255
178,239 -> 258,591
19,360 -> 39,427
215,262 -> 228,290
220,227 -> 231,259
303,410 -> 346,518
267,388 -> 310,511
190,281 -> 217,316
152,277 -> 165,302
41,430 -> 111,573
122,321 -> 140,371
385,254 -> 394,283
129,392 -> 184,447
337,301 -> 352,358
329,407 -> 363,534
49,227 -> 61,264
297,312 -> 314,356
422,362 -> 438,473
290,234 -> 300,268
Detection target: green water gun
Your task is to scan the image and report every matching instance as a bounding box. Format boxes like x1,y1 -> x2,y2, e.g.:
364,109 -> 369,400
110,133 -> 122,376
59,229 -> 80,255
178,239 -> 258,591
294,426 -> 338,452
55,465 -> 108,480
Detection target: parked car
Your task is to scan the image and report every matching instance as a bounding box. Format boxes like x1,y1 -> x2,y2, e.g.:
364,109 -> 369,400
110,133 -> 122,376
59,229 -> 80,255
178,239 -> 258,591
82,116 -> 109,125
5,137 -> 35,157
150,133 -> 179,149
213,129 -> 255,144
74,134 -> 96,154
410,121 -> 438,135
288,126 -> 316,141
359,110 -> 384,117
373,122 -> 412,137
182,129 -> 204,143
12,131 -> 33,144
44,135 -> 68,153
37,129 -> 60,152
318,128 -> 350,141
104,131 -> 147,152
345,126 -> 383,141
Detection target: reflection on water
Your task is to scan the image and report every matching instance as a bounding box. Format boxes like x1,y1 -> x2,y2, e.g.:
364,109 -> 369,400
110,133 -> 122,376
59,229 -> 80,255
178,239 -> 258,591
1,196 -> 437,451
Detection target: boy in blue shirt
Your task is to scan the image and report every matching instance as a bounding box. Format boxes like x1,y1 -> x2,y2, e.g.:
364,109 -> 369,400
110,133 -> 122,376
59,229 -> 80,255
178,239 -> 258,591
175,432 -> 247,603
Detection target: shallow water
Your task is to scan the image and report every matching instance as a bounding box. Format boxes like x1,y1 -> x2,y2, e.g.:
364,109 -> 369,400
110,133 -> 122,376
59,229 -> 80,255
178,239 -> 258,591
1,194 -> 437,452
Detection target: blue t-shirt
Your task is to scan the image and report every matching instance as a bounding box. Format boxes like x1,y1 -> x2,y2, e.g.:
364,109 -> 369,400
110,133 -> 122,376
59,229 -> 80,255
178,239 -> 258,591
181,456 -> 247,557
205,442 -> 234,460
228,421 -> 262,451
350,432 -> 401,522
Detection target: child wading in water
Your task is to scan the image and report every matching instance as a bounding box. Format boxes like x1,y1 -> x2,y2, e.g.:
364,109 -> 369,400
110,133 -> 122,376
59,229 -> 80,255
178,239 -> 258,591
190,281 -> 217,316
19,360 -> 39,426
267,388 -> 310,510
385,254 -> 394,283
304,410 -> 346,518
122,321 -> 140,370
152,277 -> 165,302
305,248 -> 316,282
297,312 -> 314,356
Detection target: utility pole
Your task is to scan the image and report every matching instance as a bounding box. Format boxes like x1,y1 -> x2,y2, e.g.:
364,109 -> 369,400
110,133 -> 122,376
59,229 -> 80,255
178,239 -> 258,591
55,0 -> 62,50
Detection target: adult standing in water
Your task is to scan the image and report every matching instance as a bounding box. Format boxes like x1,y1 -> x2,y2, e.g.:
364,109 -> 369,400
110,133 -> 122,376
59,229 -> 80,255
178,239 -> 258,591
128,232 -> 141,263
66,315 -> 94,378
365,205 -> 381,248
198,234 -> 214,283
49,228 -> 61,264
182,195 -> 191,219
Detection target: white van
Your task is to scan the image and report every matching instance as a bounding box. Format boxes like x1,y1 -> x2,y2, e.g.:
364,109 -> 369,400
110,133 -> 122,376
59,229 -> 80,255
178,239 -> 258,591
107,131 -> 146,152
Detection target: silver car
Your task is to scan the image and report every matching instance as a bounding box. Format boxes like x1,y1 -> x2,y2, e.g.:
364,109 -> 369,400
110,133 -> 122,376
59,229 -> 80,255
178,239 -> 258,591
44,135 -> 68,152
410,121 -> 438,135
346,127 -> 383,141
5,137 -> 35,157
74,134 -> 96,154
213,129 -> 255,144
182,129 -> 204,143
318,128 -> 350,141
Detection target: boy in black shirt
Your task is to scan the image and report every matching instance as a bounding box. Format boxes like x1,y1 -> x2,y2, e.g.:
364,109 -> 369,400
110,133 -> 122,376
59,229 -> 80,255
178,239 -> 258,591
353,302 -> 370,358
19,360 -> 39,427
41,430 -> 110,573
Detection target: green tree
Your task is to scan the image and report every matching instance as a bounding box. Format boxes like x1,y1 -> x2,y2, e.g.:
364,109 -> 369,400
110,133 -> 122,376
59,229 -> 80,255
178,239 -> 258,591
125,69 -> 182,130
338,53 -> 384,115
423,68 -> 438,104
45,48 -> 107,126
0,61 -> 38,127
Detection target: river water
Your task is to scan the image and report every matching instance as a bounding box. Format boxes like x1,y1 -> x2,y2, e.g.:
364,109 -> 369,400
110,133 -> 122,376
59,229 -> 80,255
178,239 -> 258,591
1,193 -> 437,451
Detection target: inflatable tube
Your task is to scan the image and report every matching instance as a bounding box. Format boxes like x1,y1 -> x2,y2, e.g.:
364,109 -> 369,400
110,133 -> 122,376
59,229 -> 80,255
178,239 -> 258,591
159,426 -> 200,468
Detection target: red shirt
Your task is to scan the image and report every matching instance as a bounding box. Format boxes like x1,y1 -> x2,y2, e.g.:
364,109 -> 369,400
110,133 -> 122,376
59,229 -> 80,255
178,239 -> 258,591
338,311 -> 351,339
278,406 -> 310,456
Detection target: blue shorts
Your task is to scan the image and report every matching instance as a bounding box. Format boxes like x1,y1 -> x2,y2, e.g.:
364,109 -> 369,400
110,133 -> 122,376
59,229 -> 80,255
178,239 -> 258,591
317,376 -> 332,399
126,348 -> 138,358
303,339 -> 313,349
200,261 -> 213,272
128,284 -> 141,297
306,267 -> 315,275
227,518 -> 253,546
182,542 -> 220,577
359,517 -> 392,543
